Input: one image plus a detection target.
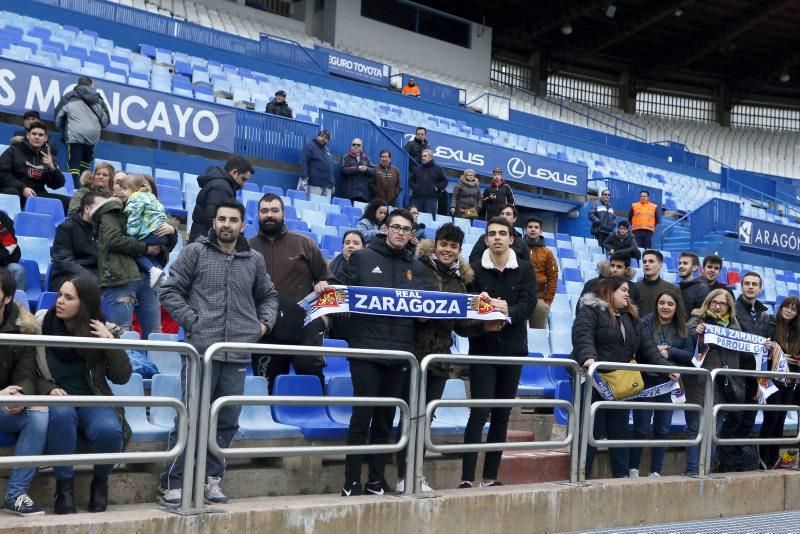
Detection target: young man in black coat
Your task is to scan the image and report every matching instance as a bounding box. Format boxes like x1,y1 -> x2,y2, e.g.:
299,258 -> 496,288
676,252 -> 709,318
188,156 -> 254,243
459,216 -> 537,489
50,191 -> 105,291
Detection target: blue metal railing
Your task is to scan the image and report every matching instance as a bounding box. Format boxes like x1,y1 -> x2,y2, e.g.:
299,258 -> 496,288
606,178 -> 663,217
726,178 -> 800,220
395,73 -> 462,107
234,111 -> 319,163
689,199 -> 740,249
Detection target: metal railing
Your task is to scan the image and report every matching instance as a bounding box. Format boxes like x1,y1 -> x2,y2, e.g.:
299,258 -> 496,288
413,355 -> 583,492
579,362 -> 713,481
0,334 -> 203,515
195,343 -> 419,505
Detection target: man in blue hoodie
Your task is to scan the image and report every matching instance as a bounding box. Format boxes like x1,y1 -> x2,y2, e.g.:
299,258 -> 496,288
299,130 -> 334,199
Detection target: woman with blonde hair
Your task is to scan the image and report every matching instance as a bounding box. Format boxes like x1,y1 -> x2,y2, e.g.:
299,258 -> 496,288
68,163 -> 113,216
449,169 -> 481,219
118,175 -> 168,287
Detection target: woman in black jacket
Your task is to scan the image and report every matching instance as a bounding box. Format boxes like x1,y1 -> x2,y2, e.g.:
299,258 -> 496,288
481,169 -> 514,221
572,277 -> 671,479
629,289 -> 693,477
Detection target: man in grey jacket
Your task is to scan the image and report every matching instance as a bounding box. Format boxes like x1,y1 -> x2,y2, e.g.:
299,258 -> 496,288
54,76 -> 110,187
157,200 -> 278,506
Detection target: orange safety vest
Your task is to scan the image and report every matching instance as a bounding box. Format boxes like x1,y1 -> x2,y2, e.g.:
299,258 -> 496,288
630,202 -> 657,232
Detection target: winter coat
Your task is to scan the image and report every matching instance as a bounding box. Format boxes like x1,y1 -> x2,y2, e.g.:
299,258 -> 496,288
299,139 -> 334,189
636,276 -> 684,317
468,228 -> 528,266
159,234 -> 279,361
265,99 -> 293,118
684,314 -> 743,405
467,250 -> 537,357
0,140 -> 64,196
450,176 -> 482,216
50,214 -> 98,291
35,308 -> 132,446
482,181 -> 515,220
0,210 -> 20,268
327,253 -> 354,342
571,293 -> 669,368
91,197 -> 174,287
602,229 -> 641,260
0,302 -> 39,395
678,277 -> 710,319
68,171 -> 109,216
403,137 -> 428,164
335,234 -> 430,360
188,167 -> 242,244
373,164 -> 401,206
640,313 -> 694,386
735,296 -> 774,340
578,261 -> 641,311
588,199 -> 616,234
356,218 -> 382,244
526,236 -> 558,305
340,151 -> 376,202
409,160 -> 447,199
54,85 -> 110,145
414,240 -> 476,376
124,190 -> 167,240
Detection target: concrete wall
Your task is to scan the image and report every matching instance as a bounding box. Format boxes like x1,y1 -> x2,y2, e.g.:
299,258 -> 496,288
326,0 -> 492,85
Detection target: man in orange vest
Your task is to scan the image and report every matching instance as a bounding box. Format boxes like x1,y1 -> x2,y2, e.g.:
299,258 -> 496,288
627,190 -> 659,250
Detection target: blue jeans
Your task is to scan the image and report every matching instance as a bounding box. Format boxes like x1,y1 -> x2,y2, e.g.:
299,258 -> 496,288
411,196 -> 438,215
102,272 -> 161,337
135,234 -> 168,273
629,392 -> 672,474
47,406 -> 123,480
583,389 -> 630,479
0,408 -> 48,499
684,409 -> 725,475
4,263 -> 26,293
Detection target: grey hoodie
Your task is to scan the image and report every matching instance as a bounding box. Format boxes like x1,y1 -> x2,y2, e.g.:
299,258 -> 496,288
159,233 -> 279,362
55,85 -> 111,145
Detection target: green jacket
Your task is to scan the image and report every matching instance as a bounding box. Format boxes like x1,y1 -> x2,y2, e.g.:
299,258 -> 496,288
34,309 -> 133,446
413,239 -> 477,377
91,196 -> 147,287
0,302 -> 39,395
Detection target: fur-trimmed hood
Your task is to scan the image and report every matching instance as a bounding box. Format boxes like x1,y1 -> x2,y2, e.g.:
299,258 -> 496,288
596,260 -> 635,281
416,239 -> 475,284
578,292 -> 609,311
89,195 -> 124,219
5,301 -> 39,335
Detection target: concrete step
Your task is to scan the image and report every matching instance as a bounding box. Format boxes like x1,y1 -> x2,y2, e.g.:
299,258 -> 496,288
498,449 -> 570,484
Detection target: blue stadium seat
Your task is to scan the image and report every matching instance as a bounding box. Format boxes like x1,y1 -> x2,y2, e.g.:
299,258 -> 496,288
550,331 -> 573,354
326,212 -> 350,228
321,234 -> 343,255
159,186 -> 187,218
271,375 -> 348,440
235,376 -> 303,440
562,267 -> 582,283
322,338 -> 350,383
126,163 -> 152,175
342,206 -> 362,220
17,236 -> 51,276
13,290 -> 30,312
15,212 -> 55,240
0,194 -> 21,220
285,219 -> 309,233
325,375 -> 354,425
549,311 -> 573,331
37,291 -> 57,312
554,379 -> 572,426
527,328 -> 550,356
147,349 -> 182,375
24,196 -> 65,222
287,189 -> 307,203
155,176 -> 181,191
149,373 -> 181,430
261,185 -> 283,196
331,197 -> 351,209
108,373 -> 169,442
433,379 -> 488,435
19,259 -> 42,309
517,353 -> 556,397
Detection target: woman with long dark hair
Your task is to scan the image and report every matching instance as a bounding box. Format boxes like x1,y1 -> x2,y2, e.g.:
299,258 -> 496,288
328,230 -> 365,282
36,276 -> 132,514
356,199 -> 388,244
629,289 -> 693,477
572,277 -> 671,478
759,296 -> 800,468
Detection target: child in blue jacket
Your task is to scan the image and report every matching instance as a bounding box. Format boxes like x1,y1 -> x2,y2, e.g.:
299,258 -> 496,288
121,174 -> 168,287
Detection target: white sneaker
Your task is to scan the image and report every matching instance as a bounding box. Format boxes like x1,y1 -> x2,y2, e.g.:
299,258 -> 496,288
149,266 -> 165,288
395,477 -> 433,493
649,472 -> 661,477
629,468 -> 640,478
157,487 -> 181,506
204,476 -> 229,504
421,477 -> 434,492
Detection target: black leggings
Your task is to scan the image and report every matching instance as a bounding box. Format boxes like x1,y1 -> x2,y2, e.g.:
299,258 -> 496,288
461,363 -> 521,482
67,143 -> 95,188
759,384 -> 798,468
395,374 -> 448,477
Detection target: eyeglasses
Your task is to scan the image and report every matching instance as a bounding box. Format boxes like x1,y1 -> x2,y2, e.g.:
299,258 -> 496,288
352,143 -> 362,147
388,224 -> 413,234
709,300 -> 728,309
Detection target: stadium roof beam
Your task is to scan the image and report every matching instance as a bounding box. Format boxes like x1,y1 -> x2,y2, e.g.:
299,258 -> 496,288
730,44 -> 800,105
586,0 -> 697,53
523,0 -> 611,39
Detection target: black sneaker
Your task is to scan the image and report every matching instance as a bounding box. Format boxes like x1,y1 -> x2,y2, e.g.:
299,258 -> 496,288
457,481 -> 473,489
480,481 -> 504,488
364,480 -> 392,496
3,494 -> 44,516
341,481 -> 363,497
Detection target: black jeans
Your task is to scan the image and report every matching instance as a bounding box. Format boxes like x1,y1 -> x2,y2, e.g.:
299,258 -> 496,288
67,143 -> 95,188
344,360 -> 408,484
461,363 -> 522,482
253,318 -> 327,394
395,373 -> 448,477
759,384 -> 797,468
632,229 -> 653,250
583,389 -> 631,479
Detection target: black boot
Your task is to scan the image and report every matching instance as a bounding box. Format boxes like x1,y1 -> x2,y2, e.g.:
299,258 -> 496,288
88,476 -> 109,513
54,478 -> 76,514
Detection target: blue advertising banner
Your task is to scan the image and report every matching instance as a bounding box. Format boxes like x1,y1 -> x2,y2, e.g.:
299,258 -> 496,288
738,217 -> 800,257
384,120 -> 588,195
315,46 -> 390,87
0,57 -> 235,152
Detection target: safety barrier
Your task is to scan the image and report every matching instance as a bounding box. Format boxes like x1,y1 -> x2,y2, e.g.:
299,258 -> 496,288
0,334 -> 203,515
196,343 -> 419,505
706,368 -> 800,470
413,355 -> 583,492
579,362 -> 713,481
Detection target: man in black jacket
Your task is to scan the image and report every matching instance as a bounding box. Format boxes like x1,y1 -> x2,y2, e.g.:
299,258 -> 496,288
403,127 -> 428,165
0,210 -> 25,291
315,208 -> 428,497
409,149 -> 447,215
265,90 -> 293,118
460,216 -> 536,489
676,252 -> 709,318
701,254 -> 734,296
602,220 -> 641,261
188,156 -> 254,243
50,191 -> 105,291
468,204 -> 527,265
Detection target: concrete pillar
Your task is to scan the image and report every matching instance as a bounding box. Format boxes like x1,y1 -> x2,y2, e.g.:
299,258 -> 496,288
619,70 -> 636,114
717,83 -> 731,127
527,50 -> 547,96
